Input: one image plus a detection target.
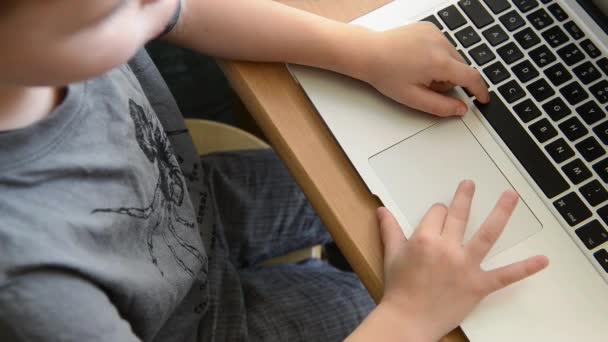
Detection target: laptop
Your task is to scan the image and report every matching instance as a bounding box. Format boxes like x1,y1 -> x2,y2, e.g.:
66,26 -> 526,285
290,0 -> 608,340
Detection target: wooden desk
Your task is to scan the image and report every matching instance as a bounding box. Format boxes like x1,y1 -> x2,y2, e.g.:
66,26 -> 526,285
221,1 -> 467,341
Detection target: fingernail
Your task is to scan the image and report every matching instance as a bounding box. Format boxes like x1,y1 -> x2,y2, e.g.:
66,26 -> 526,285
377,207 -> 386,219
503,190 -> 519,203
461,179 -> 475,188
539,255 -> 550,267
458,105 -> 468,115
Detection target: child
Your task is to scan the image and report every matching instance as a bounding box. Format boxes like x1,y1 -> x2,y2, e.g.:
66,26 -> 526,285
0,1 -> 548,341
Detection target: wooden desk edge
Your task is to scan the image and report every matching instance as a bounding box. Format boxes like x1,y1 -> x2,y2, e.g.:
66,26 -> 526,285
218,1 -> 468,341
220,61 -> 384,297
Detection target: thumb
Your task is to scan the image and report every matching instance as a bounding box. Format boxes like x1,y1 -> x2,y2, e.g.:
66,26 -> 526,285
401,85 -> 468,117
377,207 -> 407,264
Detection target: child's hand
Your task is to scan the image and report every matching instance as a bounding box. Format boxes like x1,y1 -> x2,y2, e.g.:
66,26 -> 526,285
377,180 -> 548,340
363,23 -> 490,117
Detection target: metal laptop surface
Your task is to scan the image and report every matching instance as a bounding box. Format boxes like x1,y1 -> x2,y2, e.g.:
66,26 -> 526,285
290,0 -> 608,340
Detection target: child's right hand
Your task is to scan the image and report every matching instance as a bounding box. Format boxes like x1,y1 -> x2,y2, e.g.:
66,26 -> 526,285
358,22 -> 490,117
376,180 -> 549,341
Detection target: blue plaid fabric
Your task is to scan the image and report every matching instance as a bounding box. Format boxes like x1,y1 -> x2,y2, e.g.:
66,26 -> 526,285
200,149 -> 375,341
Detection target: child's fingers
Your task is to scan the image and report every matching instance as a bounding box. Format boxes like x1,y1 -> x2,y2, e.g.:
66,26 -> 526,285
430,81 -> 456,93
414,202 -> 448,237
466,190 -> 519,263
447,46 -> 467,65
442,180 -> 475,243
377,207 -> 407,263
484,255 -> 549,294
438,60 -> 489,103
401,85 -> 469,116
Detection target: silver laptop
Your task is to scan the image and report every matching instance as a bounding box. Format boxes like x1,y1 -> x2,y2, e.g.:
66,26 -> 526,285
290,0 -> 608,340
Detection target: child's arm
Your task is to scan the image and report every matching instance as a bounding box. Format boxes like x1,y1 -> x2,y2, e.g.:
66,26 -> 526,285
347,181 -> 549,341
164,0 -> 489,117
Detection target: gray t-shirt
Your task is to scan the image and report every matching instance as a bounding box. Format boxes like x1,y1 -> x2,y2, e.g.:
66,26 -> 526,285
0,51 -> 245,341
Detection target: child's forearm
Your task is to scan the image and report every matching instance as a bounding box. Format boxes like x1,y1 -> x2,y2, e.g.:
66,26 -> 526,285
165,0 -> 373,80
167,1 -> 491,119
346,302 -> 438,342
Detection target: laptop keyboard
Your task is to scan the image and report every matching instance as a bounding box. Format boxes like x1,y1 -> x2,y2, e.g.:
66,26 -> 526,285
422,0 -> 608,274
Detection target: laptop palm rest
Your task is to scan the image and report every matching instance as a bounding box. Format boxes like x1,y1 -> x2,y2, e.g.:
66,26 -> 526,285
369,118 -> 542,258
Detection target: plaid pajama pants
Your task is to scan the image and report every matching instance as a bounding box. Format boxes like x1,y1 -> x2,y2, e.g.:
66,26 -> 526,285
200,149 -> 375,341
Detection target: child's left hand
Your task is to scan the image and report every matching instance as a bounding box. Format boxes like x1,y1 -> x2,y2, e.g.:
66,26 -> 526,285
377,181 -> 548,340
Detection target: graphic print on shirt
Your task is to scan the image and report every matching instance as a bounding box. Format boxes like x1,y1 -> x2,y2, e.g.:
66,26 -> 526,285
93,99 -> 205,278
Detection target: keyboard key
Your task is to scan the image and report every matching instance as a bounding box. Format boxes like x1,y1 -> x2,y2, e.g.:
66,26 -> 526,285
527,8 -> 554,30
557,43 -> 585,66
593,121 -> 608,145
483,0 -> 511,14
544,63 -> 573,86
562,159 -> 593,184
559,117 -> 588,141
499,80 -> 526,103
475,92 -> 569,197
581,39 -> 601,59
483,24 -> 509,46
576,136 -> 605,162
598,155 -> 608,179
455,26 -> 482,48
514,27 -> 541,49
484,61 -> 511,84
599,205 -> 608,225
554,192 -> 592,226
458,0 -> 494,28
542,26 -> 569,48
564,21 -> 585,40
527,79 -> 555,102
469,43 -> 496,65
514,99 -> 542,122
576,220 -> 608,249
547,3 -> 569,21
580,180 -> 608,206
530,118 -> 558,142
543,97 -> 571,121
421,15 -> 444,30
546,138 -> 575,163
598,58 -> 608,76
590,81 -> 608,104
573,62 -> 602,85
577,101 -> 606,125
499,10 -> 525,31
560,81 -> 589,106
438,5 -> 467,30
530,45 -> 557,67
497,42 -> 524,64
512,60 -> 539,83
513,0 -> 539,12
594,158 -> 608,183
444,32 -> 457,47
593,249 -> 608,272
457,50 -> 472,65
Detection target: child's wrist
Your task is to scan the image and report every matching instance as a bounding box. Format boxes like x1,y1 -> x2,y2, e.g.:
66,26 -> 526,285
374,300 -> 441,342
331,25 -> 378,82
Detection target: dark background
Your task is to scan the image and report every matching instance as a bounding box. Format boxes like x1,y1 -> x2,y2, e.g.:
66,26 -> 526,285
146,40 -> 237,125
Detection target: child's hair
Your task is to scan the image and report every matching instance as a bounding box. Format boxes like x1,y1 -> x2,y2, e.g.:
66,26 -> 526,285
1,1 -> 18,12
0,1 -> 17,15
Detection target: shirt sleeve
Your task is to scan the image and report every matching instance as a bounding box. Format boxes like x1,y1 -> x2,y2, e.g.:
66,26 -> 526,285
0,271 -> 141,342
159,0 -> 183,37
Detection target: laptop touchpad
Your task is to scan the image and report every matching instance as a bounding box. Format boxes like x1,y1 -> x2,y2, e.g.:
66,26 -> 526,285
369,118 -> 542,258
